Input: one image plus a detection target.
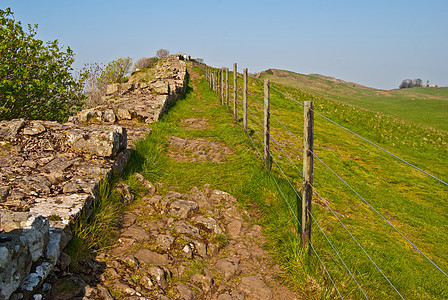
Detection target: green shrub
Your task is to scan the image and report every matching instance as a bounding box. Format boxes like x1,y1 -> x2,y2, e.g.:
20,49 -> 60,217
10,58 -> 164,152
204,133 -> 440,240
80,57 -> 133,107
0,8 -> 83,121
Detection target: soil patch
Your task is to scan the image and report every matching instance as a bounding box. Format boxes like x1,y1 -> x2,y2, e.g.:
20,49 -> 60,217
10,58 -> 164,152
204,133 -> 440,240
167,136 -> 232,163
180,118 -> 210,130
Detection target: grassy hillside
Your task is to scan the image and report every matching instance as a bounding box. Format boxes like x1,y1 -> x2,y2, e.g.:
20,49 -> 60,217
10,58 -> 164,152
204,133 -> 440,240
237,68 -> 448,298
259,69 -> 448,131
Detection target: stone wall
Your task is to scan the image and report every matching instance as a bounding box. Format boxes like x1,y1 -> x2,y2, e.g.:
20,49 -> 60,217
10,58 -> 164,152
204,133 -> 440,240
0,55 -> 187,300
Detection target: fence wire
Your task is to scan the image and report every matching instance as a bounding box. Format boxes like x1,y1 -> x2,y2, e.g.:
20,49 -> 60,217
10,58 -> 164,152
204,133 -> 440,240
245,125 -> 343,299
205,64 -> 447,298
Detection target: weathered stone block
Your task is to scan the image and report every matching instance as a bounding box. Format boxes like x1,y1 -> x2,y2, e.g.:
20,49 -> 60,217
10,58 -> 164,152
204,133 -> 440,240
66,125 -> 127,158
0,233 -> 32,300
0,119 -> 27,141
151,82 -> 170,94
23,216 -> 50,262
102,109 -> 116,123
114,149 -> 131,177
45,224 -> 72,264
117,108 -> 132,120
23,121 -> 46,136
76,109 -> 95,123
106,84 -> 119,95
29,194 -> 94,225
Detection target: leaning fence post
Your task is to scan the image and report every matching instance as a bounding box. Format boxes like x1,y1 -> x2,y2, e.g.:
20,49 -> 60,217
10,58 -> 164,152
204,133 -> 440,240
233,63 -> 237,122
226,68 -> 229,106
302,101 -> 314,248
264,79 -> 271,171
243,68 -> 248,132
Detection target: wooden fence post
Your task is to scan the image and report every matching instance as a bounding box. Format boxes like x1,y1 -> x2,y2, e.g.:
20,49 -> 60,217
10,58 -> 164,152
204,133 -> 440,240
302,101 -> 314,248
216,70 -> 221,101
211,70 -> 214,90
221,67 -> 225,105
215,70 -> 218,94
226,68 -> 229,106
264,79 -> 271,171
208,68 -> 210,87
243,68 -> 248,132
233,63 -> 237,122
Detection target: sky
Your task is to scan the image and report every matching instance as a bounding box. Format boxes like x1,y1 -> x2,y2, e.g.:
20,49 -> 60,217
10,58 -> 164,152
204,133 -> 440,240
2,0 -> 447,90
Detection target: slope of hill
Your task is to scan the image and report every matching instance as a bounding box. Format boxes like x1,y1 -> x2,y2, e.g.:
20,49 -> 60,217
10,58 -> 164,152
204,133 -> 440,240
259,69 -> 448,131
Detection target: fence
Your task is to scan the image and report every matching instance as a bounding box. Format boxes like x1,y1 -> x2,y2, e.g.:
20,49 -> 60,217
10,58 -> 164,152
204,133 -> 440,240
199,61 -> 448,299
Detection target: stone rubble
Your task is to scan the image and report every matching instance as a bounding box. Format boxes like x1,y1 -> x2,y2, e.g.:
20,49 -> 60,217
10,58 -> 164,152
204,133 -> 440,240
0,55 -> 187,300
44,185 -> 297,299
167,136 -> 233,163
69,55 -> 187,127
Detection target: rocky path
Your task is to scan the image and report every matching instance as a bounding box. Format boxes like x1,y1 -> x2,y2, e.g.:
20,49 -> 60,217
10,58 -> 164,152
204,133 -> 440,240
44,65 -> 298,299
62,182 -> 297,300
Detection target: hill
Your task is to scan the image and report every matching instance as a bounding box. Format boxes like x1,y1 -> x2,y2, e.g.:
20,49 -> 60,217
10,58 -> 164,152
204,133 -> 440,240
259,69 -> 448,131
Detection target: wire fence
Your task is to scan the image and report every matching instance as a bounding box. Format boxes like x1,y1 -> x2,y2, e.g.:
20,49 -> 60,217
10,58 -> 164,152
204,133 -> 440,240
201,62 -> 448,299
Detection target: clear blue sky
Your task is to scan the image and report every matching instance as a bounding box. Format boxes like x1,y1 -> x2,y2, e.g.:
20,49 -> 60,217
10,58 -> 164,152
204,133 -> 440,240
3,0 -> 447,90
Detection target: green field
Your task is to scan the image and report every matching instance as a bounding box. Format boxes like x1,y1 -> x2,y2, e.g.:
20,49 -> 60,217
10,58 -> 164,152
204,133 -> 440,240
248,69 -> 448,298
260,69 -> 448,131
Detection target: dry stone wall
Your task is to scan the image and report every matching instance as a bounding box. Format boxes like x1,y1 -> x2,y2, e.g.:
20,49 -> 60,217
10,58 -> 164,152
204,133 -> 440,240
0,55 -> 187,300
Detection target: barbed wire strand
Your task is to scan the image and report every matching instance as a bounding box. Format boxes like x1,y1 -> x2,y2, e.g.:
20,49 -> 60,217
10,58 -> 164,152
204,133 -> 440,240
253,76 -> 304,107
311,109 -> 448,186
246,129 -> 343,299
261,141 -> 366,299
247,89 -> 304,147
311,185 -> 405,299
269,134 -> 303,176
246,94 -> 303,178
247,90 -> 264,106
310,149 -> 448,279
271,113 -> 304,146
252,130 -> 302,201
255,76 -> 447,186
247,106 -> 264,129
249,130 -> 300,223
247,91 -> 401,297
308,241 -> 344,299
310,214 -> 369,299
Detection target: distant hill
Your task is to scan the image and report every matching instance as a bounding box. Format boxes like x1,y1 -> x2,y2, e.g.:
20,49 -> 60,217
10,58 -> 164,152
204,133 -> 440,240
258,69 -> 448,131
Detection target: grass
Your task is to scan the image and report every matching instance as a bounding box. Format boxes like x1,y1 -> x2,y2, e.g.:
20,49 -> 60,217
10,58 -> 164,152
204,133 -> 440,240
241,69 -> 448,298
260,69 -> 448,131
65,177 -> 123,268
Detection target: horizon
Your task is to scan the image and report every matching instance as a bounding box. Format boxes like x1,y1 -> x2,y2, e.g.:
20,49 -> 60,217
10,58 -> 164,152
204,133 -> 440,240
2,0 -> 447,90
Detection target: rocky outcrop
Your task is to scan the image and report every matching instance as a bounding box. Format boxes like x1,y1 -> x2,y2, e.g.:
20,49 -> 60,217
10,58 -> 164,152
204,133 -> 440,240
0,55 -> 187,300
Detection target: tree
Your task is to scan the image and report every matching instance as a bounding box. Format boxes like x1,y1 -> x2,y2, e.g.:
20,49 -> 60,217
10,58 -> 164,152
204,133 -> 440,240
80,57 -> 133,107
132,56 -> 158,72
156,49 -> 170,59
413,78 -> 423,87
0,8 -> 83,121
399,79 -> 413,89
